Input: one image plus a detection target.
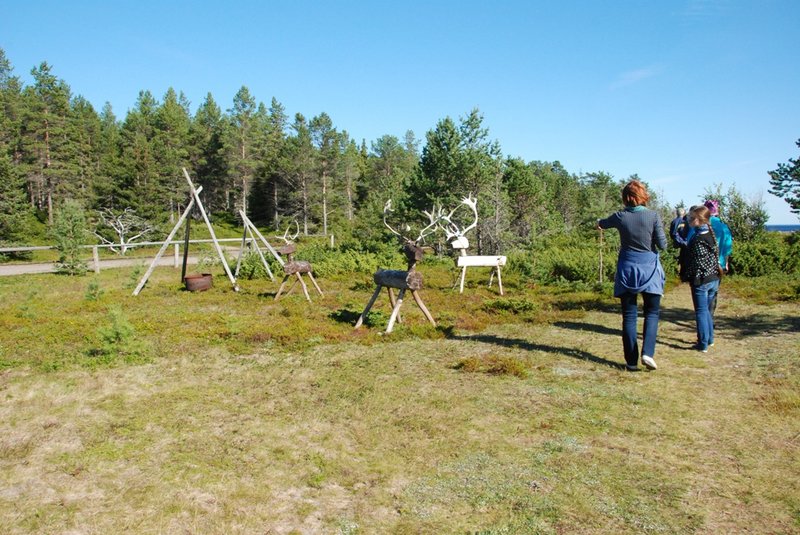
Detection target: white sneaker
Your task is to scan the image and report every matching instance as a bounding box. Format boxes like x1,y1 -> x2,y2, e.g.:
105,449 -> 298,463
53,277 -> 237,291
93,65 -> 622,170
642,355 -> 657,370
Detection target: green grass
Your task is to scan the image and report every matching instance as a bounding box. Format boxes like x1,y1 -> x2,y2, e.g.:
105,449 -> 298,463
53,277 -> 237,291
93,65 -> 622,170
0,265 -> 798,533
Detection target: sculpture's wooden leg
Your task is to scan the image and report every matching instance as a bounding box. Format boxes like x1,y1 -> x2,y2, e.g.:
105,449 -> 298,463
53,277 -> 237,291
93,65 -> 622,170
307,272 -> 323,296
411,290 -> 436,326
355,285 -> 382,329
386,288 -> 406,333
496,266 -> 504,296
459,266 -> 467,293
387,287 -> 403,324
274,275 -> 291,300
488,268 -> 495,288
285,276 -> 299,296
296,273 -> 311,302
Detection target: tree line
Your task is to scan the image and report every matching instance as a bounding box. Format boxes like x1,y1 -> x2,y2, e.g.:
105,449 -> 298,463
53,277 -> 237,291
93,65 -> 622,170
0,48 -> 772,257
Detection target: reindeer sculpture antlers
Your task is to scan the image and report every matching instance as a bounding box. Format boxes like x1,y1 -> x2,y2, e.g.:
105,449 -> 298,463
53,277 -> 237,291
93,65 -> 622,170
383,200 -> 442,246
440,194 -> 478,242
276,220 -> 300,244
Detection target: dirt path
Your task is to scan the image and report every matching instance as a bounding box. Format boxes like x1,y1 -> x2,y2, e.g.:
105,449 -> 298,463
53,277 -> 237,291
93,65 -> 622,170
0,256 -> 202,276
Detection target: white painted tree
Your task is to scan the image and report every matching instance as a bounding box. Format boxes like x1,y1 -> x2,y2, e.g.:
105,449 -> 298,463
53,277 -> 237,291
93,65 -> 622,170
93,208 -> 155,255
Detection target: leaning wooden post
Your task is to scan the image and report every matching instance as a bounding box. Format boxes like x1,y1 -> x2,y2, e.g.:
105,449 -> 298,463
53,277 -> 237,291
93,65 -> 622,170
233,226 -> 249,279
236,211 -> 276,280
132,194 -> 198,296
240,211 -> 283,267
182,168 -> 239,292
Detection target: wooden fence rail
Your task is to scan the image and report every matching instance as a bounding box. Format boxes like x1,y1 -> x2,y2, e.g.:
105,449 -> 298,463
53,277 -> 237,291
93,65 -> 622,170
1,235 -> 334,275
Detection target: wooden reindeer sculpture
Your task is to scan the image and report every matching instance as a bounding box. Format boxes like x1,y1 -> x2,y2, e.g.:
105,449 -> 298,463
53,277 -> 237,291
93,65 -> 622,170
274,221 -> 324,302
441,194 -> 507,295
354,201 -> 439,333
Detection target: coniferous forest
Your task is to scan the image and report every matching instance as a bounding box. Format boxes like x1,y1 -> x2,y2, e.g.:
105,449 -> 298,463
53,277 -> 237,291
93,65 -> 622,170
0,48 -> 794,280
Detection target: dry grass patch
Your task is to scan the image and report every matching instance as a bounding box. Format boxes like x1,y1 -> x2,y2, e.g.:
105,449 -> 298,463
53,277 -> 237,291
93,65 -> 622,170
0,267 -> 798,532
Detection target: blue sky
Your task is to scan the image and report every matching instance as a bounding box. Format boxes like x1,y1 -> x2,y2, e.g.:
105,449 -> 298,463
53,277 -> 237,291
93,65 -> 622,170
3,0 -> 798,223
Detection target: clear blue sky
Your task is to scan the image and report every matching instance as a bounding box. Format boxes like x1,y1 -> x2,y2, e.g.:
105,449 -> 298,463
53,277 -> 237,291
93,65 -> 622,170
3,0 -> 798,223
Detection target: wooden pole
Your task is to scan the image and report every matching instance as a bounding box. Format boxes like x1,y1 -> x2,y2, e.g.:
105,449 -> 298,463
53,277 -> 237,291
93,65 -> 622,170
245,224 -> 274,280
239,210 -> 284,267
132,193 -> 198,296
386,288 -> 406,333
181,209 -> 192,280
355,285 -> 383,329
387,287 -> 402,324
496,266 -> 504,296
307,272 -> 323,296
92,246 -> 100,274
233,226 -> 248,278
183,168 -> 238,292
411,290 -> 436,326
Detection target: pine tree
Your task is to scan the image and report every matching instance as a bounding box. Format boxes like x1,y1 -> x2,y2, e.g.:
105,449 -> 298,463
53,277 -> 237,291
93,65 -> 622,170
189,93 -> 227,214
769,139 -> 800,217
20,62 -> 72,224
94,102 -> 124,208
283,113 -> 315,234
249,97 -> 287,226
0,153 -> 31,246
154,88 -> 191,220
119,91 -> 159,219
0,48 -> 23,161
66,95 -> 102,206
310,112 -> 338,235
339,132 -> 363,222
51,198 -> 88,275
224,86 -> 258,215
411,116 -> 461,213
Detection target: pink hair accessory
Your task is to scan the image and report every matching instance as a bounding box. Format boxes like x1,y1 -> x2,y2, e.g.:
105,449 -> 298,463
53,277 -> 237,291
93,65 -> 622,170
703,199 -> 719,216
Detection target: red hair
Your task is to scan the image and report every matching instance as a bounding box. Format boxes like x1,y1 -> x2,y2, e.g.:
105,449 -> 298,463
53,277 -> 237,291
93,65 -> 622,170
621,180 -> 650,207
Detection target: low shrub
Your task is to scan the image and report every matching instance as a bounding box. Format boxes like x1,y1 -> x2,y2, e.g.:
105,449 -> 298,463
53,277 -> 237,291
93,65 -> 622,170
91,306 -> 150,363
730,232 -> 800,277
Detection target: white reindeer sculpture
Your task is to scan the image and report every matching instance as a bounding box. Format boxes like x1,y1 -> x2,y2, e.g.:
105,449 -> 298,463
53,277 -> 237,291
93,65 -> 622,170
441,194 -> 507,295
274,221 -> 324,302
354,200 -> 440,333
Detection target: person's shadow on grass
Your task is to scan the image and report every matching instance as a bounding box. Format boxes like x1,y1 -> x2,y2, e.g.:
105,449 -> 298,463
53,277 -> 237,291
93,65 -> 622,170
450,333 -> 625,370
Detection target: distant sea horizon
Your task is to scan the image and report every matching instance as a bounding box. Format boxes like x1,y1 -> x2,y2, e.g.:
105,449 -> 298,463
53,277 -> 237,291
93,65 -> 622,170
766,224 -> 800,233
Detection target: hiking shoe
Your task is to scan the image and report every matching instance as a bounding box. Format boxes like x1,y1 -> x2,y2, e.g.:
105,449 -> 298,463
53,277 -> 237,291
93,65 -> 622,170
692,344 -> 708,353
642,355 -> 657,370
625,364 -> 640,372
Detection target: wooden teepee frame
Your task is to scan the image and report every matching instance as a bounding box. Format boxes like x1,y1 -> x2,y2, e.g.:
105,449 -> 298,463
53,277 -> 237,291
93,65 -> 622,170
233,210 -> 284,282
132,168 -> 239,296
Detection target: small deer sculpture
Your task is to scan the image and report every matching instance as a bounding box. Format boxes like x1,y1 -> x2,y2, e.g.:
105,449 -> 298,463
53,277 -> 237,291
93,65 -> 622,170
274,221 -> 324,302
440,194 -> 507,295
354,200 -> 440,333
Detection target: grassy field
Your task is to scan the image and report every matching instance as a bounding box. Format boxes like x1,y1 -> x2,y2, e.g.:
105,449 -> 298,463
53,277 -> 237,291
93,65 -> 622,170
0,260 -> 798,534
